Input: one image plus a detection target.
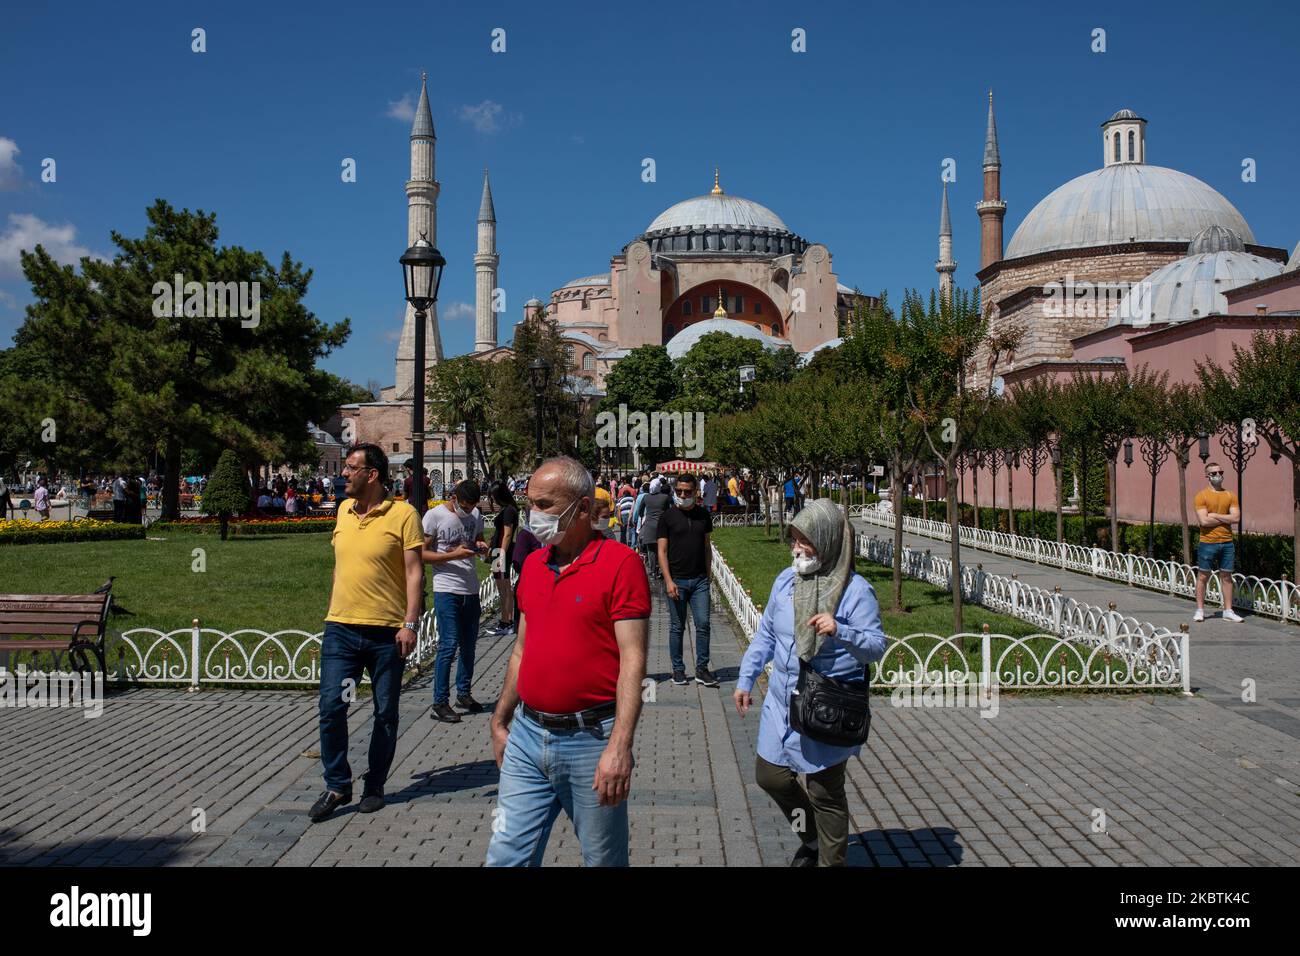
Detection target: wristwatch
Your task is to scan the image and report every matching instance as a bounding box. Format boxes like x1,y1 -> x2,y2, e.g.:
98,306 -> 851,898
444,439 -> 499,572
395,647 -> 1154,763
401,621 -> 418,631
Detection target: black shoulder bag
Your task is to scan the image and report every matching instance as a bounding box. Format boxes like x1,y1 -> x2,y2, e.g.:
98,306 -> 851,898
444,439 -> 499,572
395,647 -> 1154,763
789,659 -> 872,747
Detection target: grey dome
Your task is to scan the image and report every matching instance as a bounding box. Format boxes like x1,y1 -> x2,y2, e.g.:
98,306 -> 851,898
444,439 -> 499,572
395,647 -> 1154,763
1188,224 -> 1245,255
524,297 -> 543,307
1006,164 -> 1254,259
1105,109 -> 1143,123
798,337 -> 843,366
1112,250 -> 1282,327
560,274 -> 609,288
647,194 -> 789,234
664,318 -> 788,360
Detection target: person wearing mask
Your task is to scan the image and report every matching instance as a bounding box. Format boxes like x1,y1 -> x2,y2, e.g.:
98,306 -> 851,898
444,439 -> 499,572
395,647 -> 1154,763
486,456 -> 650,866
590,494 -> 614,539
312,443 -> 425,822
638,479 -> 670,581
489,481 -> 519,634
657,473 -> 717,687
1193,462 -> 1244,623
734,499 -> 886,866
423,479 -> 489,722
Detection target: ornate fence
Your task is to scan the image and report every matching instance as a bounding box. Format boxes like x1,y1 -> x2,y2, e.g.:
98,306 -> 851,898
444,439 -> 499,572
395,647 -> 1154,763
709,535 -> 1189,692
851,504 -> 1298,625
111,574 -> 501,688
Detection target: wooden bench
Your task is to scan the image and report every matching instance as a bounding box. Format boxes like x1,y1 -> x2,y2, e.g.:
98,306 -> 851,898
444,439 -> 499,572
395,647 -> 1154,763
0,578 -> 114,674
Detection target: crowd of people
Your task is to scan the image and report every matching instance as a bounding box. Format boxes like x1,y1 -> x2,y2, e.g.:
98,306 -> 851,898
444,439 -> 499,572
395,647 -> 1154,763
313,444 -> 889,868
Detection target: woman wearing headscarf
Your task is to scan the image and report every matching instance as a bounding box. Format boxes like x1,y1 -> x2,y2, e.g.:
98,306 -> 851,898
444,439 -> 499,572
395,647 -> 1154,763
734,498 -> 886,866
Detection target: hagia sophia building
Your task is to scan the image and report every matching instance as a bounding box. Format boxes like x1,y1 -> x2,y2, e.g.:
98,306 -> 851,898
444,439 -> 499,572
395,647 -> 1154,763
329,77 -> 1298,534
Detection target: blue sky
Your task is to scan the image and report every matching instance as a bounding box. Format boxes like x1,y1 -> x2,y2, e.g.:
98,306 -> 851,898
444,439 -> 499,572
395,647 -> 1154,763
1,0 -> 1297,387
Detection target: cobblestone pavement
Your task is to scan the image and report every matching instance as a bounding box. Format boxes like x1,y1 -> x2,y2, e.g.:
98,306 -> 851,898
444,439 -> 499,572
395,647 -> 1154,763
3,574 -> 1299,866
852,520 -> 1300,745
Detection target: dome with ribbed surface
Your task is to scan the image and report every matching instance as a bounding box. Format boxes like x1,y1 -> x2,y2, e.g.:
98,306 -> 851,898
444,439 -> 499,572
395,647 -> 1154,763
664,318 -> 788,360
647,194 -> 789,234
1006,164 -> 1254,259
1188,224 -> 1245,255
1111,249 -> 1282,326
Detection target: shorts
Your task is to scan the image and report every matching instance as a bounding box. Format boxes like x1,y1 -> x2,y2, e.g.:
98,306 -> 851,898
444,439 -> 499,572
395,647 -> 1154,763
1196,541 -> 1235,573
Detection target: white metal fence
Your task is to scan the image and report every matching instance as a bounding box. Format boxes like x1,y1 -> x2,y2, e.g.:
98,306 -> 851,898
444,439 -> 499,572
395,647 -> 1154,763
851,504 -> 1297,625
111,574 -> 501,688
709,533 -> 1189,692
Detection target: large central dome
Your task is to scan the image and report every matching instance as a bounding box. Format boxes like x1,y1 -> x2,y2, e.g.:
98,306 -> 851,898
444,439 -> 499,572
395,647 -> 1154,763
1006,164 -> 1254,259
647,194 -> 789,234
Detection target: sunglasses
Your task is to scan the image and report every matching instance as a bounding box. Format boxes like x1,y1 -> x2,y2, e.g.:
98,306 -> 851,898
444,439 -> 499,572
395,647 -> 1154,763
1207,472 -> 1223,477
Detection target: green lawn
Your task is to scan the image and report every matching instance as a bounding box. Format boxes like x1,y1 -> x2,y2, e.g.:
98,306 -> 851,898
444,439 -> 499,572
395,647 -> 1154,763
0,530 -> 489,635
711,526 -> 1141,684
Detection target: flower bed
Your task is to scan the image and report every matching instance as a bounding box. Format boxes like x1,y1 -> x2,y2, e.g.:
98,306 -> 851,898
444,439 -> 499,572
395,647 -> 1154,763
0,518 -> 147,545
151,516 -> 337,535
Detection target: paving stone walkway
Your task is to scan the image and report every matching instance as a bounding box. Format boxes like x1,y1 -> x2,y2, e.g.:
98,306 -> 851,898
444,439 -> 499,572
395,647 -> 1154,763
3,573 -> 1299,866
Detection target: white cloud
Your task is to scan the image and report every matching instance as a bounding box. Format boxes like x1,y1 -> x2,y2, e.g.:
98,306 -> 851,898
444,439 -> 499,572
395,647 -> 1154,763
0,213 -> 104,277
457,101 -> 519,134
386,93 -> 416,122
0,137 -> 22,190
441,301 -> 474,321
0,288 -> 16,308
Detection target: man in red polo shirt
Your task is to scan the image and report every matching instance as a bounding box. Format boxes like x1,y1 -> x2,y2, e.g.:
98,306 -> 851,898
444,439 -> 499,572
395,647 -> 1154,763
486,456 -> 650,867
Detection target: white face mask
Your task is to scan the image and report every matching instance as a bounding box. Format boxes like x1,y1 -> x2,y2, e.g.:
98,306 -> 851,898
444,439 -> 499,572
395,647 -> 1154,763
791,548 -> 821,575
527,497 -> 579,545
674,494 -> 694,508
453,501 -> 471,518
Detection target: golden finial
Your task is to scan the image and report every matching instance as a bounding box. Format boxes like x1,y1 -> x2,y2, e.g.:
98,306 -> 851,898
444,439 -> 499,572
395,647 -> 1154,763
714,285 -> 728,318
711,167 -> 723,196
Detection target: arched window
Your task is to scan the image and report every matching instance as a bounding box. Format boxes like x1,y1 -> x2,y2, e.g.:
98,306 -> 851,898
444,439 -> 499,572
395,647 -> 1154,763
682,299 -> 692,316
582,353 -> 594,371
1113,131 -> 1121,163
1127,130 -> 1135,162
582,292 -> 591,310
665,323 -> 675,337
754,301 -> 763,315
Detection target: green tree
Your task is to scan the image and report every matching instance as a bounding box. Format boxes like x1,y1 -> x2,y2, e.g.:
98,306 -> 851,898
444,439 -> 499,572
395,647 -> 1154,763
6,200 -> 353,519
1198,329 -> 1300,581
599,345 -> 677,414
203,449 -> 250,540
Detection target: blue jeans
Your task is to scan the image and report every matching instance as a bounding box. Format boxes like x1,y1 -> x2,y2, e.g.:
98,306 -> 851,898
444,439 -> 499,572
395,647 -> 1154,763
318,621 -> 403,793
486,708 -> 629,866
1197,541 -> 1236,573
433,592 -> 481,705
667,576 -> 711,673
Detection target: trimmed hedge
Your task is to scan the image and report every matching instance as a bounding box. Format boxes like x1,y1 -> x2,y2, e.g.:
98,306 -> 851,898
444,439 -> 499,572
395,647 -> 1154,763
150,517 -> 336,536
0,518 -> 147,546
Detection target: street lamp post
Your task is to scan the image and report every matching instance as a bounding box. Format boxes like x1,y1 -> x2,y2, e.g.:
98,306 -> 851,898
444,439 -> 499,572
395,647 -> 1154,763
400,232 -> 446,517
1139,436 -> 1169,559
438,436 -> 447,499
1219,422 -> 1258,564
529,358 -> 552,469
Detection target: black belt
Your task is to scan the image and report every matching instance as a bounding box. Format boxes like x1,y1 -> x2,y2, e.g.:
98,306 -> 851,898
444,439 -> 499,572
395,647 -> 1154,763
520,700 -> 616,730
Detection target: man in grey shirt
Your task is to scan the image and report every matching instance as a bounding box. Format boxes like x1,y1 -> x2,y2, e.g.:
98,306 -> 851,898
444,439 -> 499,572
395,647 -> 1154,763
422,479 -> 488,722
638,483 -> 670,582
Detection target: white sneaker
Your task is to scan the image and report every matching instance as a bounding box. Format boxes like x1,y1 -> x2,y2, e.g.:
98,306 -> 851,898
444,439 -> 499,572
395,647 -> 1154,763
1222,609 -> 1244,623
1192,609 -> 1204,622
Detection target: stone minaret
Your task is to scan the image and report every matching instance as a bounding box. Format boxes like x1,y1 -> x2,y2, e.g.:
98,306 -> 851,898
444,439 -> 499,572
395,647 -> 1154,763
977,90 -> 1006,269
474,169 -> 499,352
395,72 -> 442,400
936,181 -> 956,299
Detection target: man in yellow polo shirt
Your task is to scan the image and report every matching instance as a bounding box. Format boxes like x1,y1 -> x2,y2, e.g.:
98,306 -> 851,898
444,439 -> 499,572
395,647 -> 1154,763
1193,460 -> 1243,624
311,443 -> 426,823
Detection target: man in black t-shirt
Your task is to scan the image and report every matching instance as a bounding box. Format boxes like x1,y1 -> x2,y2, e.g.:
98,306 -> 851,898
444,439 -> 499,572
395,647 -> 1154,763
657,473 -> 717,687
489,481 -> 520,634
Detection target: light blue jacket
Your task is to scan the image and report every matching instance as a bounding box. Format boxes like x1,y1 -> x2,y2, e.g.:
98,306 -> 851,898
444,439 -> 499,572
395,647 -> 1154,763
738,568 -> 887,773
